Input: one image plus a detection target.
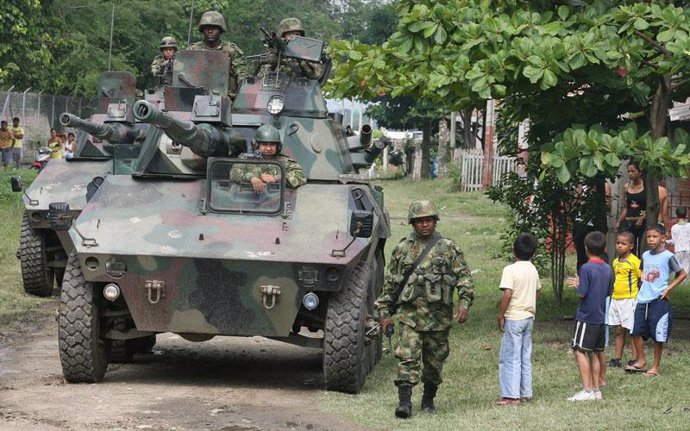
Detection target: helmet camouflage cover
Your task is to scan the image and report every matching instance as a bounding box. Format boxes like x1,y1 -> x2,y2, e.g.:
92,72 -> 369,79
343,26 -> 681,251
160,36 -> 178,49
277,17 -> 305,37
198,11 -> 227,33
408,199 -> 440,223
254,124 -> 282,151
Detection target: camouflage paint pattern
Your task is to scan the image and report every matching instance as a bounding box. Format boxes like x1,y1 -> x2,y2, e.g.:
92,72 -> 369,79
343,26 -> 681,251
394,325 -> 450,386
70,178 -> 384,336
23,158 -> 113,230
66,47 -> 391,349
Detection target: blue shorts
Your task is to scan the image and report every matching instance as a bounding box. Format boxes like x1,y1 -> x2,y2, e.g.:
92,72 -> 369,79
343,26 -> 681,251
1,148 -> 10,165
631,299 -> 672,343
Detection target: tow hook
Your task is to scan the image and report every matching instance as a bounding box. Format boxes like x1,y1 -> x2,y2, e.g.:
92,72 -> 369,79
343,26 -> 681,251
259,285 -> 281,310
144,280 -> 165,304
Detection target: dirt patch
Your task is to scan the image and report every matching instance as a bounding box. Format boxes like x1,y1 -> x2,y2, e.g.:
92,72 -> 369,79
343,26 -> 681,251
0,300 -> 372,431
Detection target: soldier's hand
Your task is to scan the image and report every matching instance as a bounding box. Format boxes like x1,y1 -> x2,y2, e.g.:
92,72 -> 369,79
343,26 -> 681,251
455,306 -> 469,324
250,176 -> 266,193
379,317 -> 393,336
260,173 -> 277,184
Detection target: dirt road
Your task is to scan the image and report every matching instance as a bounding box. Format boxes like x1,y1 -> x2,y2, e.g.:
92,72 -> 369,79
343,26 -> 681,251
0,301 -> 371,431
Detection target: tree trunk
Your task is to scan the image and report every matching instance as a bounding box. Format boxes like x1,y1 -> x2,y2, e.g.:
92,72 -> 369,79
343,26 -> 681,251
413,121 -> 432,179
645,72 -> 672,229
460,107 -> 474,149
437,117 -> 449,178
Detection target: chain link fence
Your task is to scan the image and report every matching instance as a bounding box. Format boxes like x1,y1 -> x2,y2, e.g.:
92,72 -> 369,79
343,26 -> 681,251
1,90 -> 97,164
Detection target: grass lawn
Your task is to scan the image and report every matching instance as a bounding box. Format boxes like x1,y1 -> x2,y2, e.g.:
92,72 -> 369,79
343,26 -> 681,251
321,178 -> 690,430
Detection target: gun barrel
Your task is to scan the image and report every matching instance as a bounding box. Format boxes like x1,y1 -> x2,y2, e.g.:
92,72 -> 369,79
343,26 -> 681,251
364,136 -> 390,164
359,124 -> 372,148
133,100 -> 242,157
346,124 -> 373,151
60,113 -> 143,143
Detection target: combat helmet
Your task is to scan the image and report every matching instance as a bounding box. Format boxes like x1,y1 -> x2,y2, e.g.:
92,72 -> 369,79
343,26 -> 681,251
277,17 -> 305,38
159,36 -> 178,50
408,199 -> 440,223
254,124 -> 282,152
198,11 -> 227,33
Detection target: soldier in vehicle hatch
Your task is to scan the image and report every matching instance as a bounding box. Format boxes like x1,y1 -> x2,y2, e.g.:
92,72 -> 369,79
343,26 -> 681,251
257,17 -> 325,80
376,199 -> 475,418
151,36 -> 177,87
230,124 -> 306,193
187,11 -> 248,99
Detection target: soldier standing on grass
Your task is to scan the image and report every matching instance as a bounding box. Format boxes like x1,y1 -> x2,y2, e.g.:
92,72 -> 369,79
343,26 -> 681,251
376,199 -> 475,418
187,11 -> 248,100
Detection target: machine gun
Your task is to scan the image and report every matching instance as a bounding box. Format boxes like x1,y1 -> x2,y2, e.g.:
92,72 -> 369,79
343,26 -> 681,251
260,27 -> 286,52
132,100 -> 245,158
156,59 -> 174,88
60,113 -> 145,144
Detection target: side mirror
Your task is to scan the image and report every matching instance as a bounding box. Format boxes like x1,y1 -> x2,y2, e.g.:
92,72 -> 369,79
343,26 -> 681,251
10,176 -> 23,192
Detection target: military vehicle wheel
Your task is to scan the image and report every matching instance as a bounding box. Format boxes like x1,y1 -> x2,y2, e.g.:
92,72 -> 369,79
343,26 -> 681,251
323,262 -> 371,393
58,254 -> 108,383
19,213 -> 54,297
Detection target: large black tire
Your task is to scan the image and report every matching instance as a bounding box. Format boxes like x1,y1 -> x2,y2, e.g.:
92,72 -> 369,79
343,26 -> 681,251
19,213 -> 54,297
58,254 -> 108,383
323,262 -> 371,393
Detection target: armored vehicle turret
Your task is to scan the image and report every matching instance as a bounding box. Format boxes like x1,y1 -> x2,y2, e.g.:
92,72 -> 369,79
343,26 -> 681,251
57,43 -> 389,393
13,71 -> 147,297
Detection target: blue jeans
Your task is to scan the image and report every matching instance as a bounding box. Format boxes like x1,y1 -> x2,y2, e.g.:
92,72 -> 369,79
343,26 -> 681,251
499,317 -> 534,399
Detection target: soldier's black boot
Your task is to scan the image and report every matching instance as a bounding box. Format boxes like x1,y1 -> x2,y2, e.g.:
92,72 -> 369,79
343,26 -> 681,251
421,383 -> 438,414
395,384 -> 413,418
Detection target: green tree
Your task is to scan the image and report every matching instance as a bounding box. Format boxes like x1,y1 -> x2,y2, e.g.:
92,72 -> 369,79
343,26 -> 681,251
327,0 -> 690,301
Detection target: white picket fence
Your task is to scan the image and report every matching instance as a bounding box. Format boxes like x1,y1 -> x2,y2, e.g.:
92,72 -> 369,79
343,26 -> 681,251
458,150 -> 518,192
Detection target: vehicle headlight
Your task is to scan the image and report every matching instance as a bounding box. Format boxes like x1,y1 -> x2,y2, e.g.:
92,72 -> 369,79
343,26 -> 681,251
302,292 -> 319,310
267,96 -> 284,115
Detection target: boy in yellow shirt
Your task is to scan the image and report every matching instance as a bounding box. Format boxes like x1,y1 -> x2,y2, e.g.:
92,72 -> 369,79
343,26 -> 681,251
608,231 -> 641,368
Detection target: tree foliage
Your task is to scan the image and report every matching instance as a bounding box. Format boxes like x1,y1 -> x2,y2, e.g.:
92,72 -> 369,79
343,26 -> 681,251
0,0 -> 392,95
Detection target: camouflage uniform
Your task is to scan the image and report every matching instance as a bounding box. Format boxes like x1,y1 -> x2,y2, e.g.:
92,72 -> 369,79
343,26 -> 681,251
377,231 -> 474,386
150,56 -> 174,85
258,56 -> 322,80
229,155 -> 306,189
188,41 -> 247,99
257,17 -> 323,80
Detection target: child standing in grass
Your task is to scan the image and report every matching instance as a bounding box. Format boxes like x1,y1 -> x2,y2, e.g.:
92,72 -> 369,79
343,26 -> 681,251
567,231 -> 613,401
625,224 -> 686,377
607,231 -> 641,368
669,207 -> 690,278
496,233 -> 541,406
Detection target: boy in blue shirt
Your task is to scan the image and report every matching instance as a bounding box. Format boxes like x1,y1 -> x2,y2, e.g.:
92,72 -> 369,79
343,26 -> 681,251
567,231 -> 613,401
625,224 -> 686,377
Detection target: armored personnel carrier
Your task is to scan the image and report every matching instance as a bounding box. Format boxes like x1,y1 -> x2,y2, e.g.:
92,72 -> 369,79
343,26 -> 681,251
13,72 -> 147,297
57,41 -> 389,393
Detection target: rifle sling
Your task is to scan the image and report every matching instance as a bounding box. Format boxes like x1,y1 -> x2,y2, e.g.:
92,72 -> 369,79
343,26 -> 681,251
388,233 -> 442,315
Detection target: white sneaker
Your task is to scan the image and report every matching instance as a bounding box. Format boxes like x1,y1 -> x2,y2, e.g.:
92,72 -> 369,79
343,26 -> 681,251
593,390 -> 603,400
567,390 -> 596,401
